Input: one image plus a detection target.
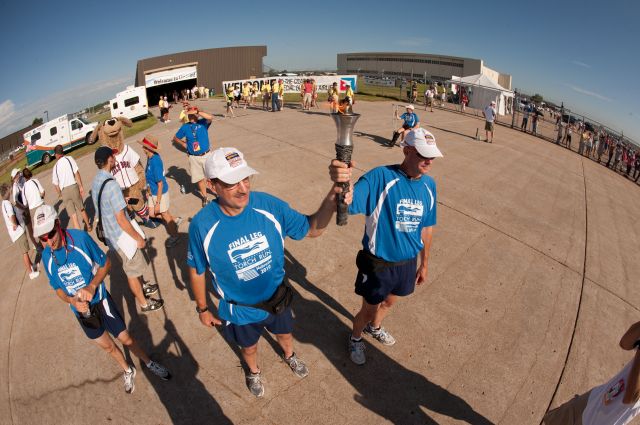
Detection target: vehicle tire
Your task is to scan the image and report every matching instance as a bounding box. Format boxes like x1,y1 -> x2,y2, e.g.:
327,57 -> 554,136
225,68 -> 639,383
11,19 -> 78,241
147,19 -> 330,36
42,153 -> 52,165
86,132 -> 96,145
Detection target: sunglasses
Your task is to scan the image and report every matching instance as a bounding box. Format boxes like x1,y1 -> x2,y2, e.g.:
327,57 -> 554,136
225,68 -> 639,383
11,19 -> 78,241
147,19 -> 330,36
216,176 -> 251,191
38,226 -> 58,242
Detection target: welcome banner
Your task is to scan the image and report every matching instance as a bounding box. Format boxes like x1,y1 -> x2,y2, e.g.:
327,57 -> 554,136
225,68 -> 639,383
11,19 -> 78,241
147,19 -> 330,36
222,75 -> 358,94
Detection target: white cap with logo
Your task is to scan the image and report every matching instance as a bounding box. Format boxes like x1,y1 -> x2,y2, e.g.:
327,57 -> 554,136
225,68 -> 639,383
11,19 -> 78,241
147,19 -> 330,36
205,147 -> 259,184
33,204 -> 58,238
401,128 -> 443,158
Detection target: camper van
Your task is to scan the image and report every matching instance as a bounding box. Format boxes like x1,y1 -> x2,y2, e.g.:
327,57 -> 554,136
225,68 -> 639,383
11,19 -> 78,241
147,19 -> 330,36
110,86 -> 148,121
24,115 -> 97,166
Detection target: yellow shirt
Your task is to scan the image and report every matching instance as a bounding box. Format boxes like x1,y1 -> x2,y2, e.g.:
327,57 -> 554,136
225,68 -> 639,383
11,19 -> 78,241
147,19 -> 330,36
272,82 -> 280,93
278,84 -> 284,95
346,88 -> 354,97
242,85 -> 250,96
262,83 -> 271,93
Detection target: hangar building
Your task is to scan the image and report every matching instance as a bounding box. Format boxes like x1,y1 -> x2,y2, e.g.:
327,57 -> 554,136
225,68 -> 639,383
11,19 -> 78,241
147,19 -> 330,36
135,46 -> 267,105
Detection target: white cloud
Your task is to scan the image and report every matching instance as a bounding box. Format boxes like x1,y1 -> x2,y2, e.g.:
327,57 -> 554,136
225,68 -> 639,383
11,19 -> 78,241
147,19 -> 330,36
0,75 -> 132,138
396,37 -> 432,47
565,84 -> 612,102
571,60 -> 591,69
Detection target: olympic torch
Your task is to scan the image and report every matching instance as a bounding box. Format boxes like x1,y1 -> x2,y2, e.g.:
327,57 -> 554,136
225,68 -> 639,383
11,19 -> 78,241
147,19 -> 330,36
332,111 -> 360,226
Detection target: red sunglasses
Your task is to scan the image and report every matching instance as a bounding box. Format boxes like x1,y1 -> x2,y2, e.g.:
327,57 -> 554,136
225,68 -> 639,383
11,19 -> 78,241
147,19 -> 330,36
38,226 -> 58,242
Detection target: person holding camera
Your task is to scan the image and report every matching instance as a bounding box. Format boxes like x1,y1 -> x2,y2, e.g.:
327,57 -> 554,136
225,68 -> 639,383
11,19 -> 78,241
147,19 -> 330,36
34,204 -> 171,394
187,147 -> 348,397
91,147 -> 164,314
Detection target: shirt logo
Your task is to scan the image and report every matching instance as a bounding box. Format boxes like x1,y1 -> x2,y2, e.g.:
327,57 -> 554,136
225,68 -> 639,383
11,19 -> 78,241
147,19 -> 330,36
395,199 -> 423,233
56,262 -> 86,294
227,232 -> 272,281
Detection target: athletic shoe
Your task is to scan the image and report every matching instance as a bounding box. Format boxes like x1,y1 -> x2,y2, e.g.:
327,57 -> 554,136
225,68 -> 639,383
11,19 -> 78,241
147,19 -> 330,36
349,337 -> 366,365
142,283 -> 159,297
283,352 -> 309,378
147,360 -> 171,380
201,198 -> 209,207
174,217 -> 183,228
246,371 -> 265,398
141,298 -> 164,313
29,270 -> 40,280
165,235 -> 181,248
364,323 -> 396,346
144,219 -> 159,229
123,366 -> 136,394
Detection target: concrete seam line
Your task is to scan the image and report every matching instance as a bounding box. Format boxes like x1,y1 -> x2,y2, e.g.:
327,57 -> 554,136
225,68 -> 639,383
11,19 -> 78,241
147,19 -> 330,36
7,270 -> 28,425
437,201 -> 581,275
584,277 -> 640,313
539,157 -> 588,423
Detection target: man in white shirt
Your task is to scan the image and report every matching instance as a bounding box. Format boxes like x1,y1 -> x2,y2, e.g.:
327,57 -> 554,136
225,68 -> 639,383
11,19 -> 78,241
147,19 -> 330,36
0,183 -> 38,279
52,145 -> 91,231
483,101 -> 497,143
20,167 -> 45,247
543,321 -> 640,425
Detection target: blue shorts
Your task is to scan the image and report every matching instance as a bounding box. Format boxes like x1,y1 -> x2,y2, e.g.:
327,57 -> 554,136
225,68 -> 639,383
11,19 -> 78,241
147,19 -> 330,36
222,307 -> 294,348
75,291 -> 127,340
355,257 -> 417,305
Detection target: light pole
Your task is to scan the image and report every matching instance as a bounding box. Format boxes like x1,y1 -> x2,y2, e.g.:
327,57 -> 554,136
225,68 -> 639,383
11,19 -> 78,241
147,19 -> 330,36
44,110 -> 48,122
381,69 -> 385,97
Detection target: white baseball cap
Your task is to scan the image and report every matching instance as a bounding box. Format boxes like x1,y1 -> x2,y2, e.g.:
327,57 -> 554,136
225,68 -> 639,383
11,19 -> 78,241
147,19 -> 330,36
205,147 -> 259,184
401,128 -> 443,158
10,168 -> 20,179
33,204 -> 58,238
406,104 -> 415,110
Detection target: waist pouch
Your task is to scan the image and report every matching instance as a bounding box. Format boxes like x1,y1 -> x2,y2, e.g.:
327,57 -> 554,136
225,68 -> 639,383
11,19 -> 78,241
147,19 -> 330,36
78,302 -> 103,329
356,250 -> 412,274
228,281 -> 294,315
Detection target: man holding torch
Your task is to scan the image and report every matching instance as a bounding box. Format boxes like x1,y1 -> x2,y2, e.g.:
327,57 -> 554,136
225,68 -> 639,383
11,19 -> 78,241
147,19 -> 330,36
331,127 -> 442,365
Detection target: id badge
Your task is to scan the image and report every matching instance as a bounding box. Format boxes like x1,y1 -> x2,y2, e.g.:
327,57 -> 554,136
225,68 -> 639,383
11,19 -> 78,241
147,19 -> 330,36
193,140 -> 200,152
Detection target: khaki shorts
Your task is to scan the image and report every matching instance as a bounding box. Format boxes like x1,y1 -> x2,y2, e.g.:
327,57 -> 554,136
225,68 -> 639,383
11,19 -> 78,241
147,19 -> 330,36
15,232 -> 30,253
61,184 -> 84,215
485,121 -> 495,132
188,152 -> 210,183
115,247 -> 148,278
542,391 -> 589,425
148,191 -> 170,214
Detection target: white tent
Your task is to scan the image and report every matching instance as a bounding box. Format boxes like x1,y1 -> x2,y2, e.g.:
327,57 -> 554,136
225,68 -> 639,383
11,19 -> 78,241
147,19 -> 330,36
449,74 -> 514,115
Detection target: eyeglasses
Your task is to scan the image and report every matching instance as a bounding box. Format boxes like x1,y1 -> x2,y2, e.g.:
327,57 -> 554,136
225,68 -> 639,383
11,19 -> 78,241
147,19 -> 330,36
216,176 -> 251,191
38,226 -> 58,242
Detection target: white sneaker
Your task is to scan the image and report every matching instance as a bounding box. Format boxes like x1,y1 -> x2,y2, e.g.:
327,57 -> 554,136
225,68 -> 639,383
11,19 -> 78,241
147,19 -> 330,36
29,270 -> 40,280
174,217 -> 183,228
123,366 -> 136,394
364,323 -> 396,346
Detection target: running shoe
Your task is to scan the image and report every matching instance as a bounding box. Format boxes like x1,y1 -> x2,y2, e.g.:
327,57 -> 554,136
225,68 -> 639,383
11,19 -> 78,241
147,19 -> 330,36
246,371 -> 265,398
124,366 -> 136,394
349,337 -> 366,365
141,298 -> 164,313
363,323 -> 396,346
283,352 -> 309,378
142,283 -> 159,297
147,360 -> 171,380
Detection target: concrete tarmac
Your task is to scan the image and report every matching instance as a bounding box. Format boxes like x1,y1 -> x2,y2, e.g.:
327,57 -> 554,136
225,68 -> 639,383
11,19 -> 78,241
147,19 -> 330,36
1,99 -> 639,424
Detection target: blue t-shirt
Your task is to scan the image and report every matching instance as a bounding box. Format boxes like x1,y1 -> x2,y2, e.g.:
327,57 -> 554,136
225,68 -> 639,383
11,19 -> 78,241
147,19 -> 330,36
145,153 -> 168,196
400,112 -> 419,128
175,118 -> 211,155
349,165 -> 437,262
43,230 -> 108,315
187,192 -> 310,325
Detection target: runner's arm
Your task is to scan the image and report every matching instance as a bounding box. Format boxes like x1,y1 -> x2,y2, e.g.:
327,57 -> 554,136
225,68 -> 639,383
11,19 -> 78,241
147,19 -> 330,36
306,160 -> 354,238
75,257 -> 111,302
620,322 -> 640,404
172,136 -> 187,150
189,267 -> 221,327
416,226 -> 433,285
74,171 -> 86,197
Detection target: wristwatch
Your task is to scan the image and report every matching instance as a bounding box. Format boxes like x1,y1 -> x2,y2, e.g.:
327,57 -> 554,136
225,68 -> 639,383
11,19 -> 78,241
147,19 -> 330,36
196,305 -> 208,314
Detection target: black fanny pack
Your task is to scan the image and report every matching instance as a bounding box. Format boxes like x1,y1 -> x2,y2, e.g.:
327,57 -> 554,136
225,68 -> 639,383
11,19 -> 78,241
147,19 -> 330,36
77,302 -> 103,329
227,282 -> 294,315
356,250 -> 412,274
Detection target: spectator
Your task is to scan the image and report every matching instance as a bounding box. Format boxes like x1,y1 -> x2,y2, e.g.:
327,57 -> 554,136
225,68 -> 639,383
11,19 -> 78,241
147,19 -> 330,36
521,105 -> 530,132
0,183 -> 38,279
483,101 -> 497,143
302,79 -> 313,111
390,105 -> 419,146
91,147 -> 164,314
328,82 -> 339,114
261,80 -> 271,111
52,145 -> 91,231
20,167 -> 45,235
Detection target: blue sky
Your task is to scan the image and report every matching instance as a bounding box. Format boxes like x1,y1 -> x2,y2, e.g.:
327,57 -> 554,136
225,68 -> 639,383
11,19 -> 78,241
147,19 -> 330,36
1,0 -> 638,141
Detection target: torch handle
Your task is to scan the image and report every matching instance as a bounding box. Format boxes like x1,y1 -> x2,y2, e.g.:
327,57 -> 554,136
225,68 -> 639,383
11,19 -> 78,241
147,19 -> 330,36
335,144 -> 353,226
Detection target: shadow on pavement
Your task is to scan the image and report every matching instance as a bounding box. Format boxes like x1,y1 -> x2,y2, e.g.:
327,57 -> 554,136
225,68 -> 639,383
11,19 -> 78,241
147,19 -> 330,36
354,131 -> 393,148
283,249 -> 494,425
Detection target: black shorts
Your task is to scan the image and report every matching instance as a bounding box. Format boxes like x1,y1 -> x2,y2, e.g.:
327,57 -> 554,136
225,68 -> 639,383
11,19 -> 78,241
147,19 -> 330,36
402,124 -> 412,130
76,291 -> 127,340
355,257 -> 417,305
222,307 -> 294,347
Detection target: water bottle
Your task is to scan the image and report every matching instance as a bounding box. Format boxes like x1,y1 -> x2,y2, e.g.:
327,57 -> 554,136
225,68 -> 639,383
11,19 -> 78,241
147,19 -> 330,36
180,184 -> 186,194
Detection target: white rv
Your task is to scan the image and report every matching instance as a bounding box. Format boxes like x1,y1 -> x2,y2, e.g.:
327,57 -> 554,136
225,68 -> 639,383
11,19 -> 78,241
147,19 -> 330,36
24,115 -> 98,166
110,86 -> 148,121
